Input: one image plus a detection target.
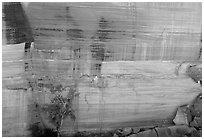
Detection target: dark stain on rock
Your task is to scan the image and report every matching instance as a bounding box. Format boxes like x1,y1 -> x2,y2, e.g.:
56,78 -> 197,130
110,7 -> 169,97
64,6 -> 78,26
97,17 -> 112,42
29,124 -> 58,137
66,29 -> 83,40
90,17 -> 114,75
99,17 -> 109,29
3,2 -> 34,44
90,43 -> 105,61
35,27 -> 64,32
27,103 -> 58,137
65,7 -> 73,19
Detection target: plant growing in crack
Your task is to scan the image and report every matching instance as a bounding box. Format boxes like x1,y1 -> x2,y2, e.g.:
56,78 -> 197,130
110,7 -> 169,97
39,83 -> 76,137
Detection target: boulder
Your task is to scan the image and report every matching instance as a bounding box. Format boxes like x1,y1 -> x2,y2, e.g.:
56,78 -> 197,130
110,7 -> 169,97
113,133 -> 119,137
132,127 -> 140,134
190,94 -> 202,117
190,116 -> 202,129
190,119 -> 199,128
194,116 -> 202,128
156,125 -> 198,137
136,129 -> 158,137
115,128 -> 123,136
173,105 -> 192,125
121,127 -> 133,136
155,127 -> 172,137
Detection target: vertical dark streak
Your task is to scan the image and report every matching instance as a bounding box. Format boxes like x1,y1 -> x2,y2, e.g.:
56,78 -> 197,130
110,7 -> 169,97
198,31 -> 202,60
3,2 -> 34,44
24,42 -> 31,72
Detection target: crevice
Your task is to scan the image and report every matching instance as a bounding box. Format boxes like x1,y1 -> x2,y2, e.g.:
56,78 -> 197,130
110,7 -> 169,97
153,127 -> 159,137
84,95 -> 90,111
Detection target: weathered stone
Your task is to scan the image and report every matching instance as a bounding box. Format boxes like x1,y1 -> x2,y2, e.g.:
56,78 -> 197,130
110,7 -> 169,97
156,127 -> 171,137
194,116 -> 202,128
190,119 -> 199,128
173,105 -> 191,125
168,125 -> 197,137
132,127 -> 140,134
115,128 -> 123,136
186,64 -> 202,84
190,94 -> 202,117
121,127 -> 133,136
175,126 -> 191,136
190,129 -> 200,137
190,116 -> 202,128
155,125 -> 197,137
198,129 -> 202,137
113,133 -> 118,137
136,129 -> 157,137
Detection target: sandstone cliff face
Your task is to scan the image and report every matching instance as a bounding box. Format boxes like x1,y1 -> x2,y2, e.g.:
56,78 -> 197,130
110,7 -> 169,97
2,2 -> 202,136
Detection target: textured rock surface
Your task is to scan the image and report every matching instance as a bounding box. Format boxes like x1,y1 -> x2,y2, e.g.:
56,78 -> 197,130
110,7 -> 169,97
2,2 -> 202,137
135,129 -> 158,137
121,127 -> 133,136
173,105 -> 192,126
